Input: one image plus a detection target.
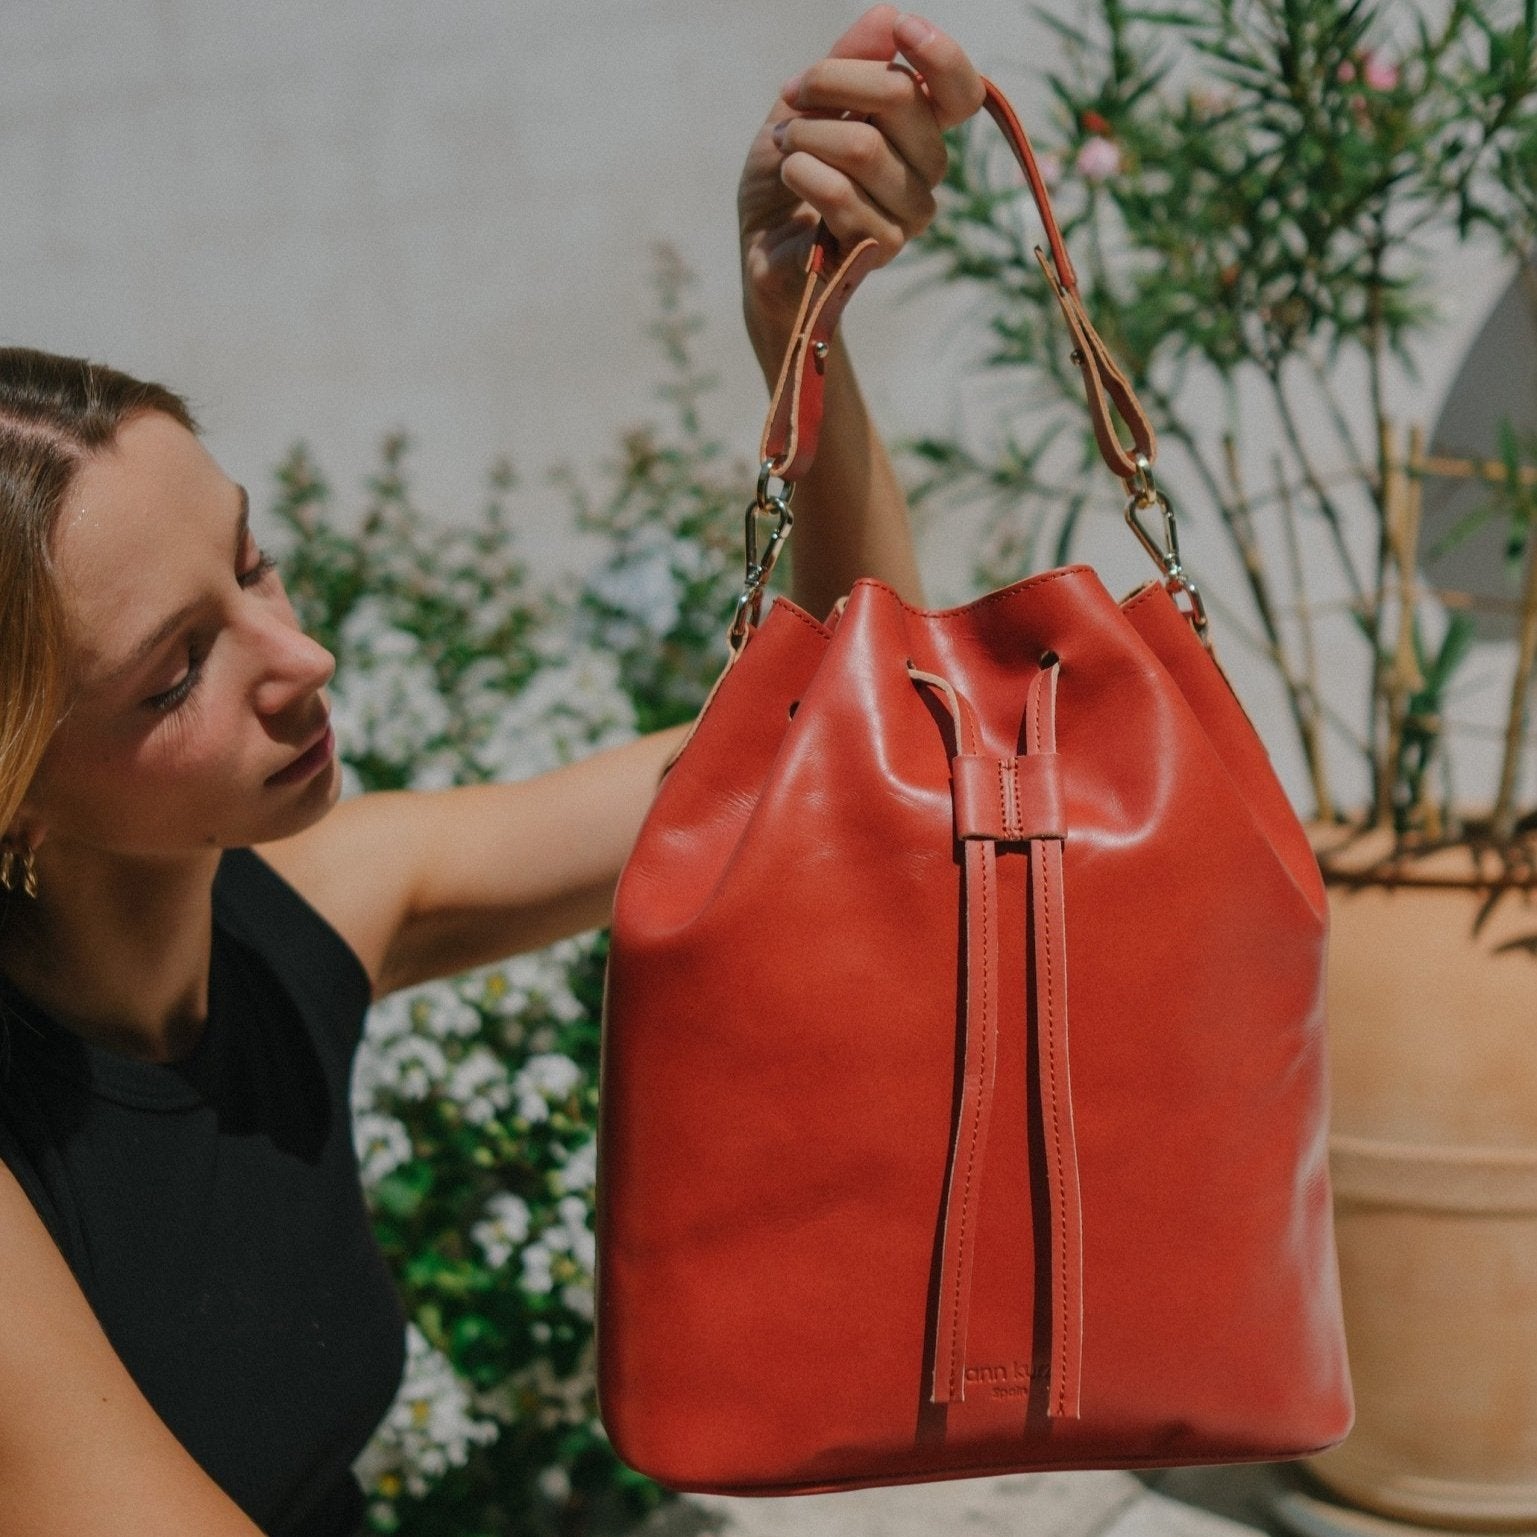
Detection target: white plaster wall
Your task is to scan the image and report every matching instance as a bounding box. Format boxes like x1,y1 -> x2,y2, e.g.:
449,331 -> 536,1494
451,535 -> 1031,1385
0,1 -> 1519,805
0,0 -> 1053,559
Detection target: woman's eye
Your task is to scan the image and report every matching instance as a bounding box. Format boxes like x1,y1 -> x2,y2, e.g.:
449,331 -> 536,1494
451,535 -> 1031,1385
141,548 -> 274,713
239,548 -> 277,588
146,648 -> 206,714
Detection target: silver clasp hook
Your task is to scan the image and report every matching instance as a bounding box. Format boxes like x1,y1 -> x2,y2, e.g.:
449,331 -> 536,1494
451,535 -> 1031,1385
1123,454 -> 1208,640
729,460 -> 796,651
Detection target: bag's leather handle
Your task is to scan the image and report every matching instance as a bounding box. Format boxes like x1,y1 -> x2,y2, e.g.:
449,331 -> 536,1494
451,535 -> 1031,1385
759,77 -> 1157,487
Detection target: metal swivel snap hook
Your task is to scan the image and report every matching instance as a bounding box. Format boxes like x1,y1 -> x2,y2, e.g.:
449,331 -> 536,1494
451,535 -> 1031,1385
729,460 -> 796,651
1122,453 -> 1209,641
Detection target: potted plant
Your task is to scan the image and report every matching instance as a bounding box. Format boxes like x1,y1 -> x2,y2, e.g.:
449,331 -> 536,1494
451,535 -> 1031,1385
914,0 -> 1537,1526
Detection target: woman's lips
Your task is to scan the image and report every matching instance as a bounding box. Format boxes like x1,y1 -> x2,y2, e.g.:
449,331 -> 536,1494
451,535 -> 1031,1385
266,724 -> 335,787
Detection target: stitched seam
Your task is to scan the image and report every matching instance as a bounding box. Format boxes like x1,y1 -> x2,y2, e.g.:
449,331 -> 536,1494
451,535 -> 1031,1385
769,601 -> 833,640
1041,851 -> 1068,1416
1034,672 -> 1070,1417
855,565 -> 1095,620
996,761 -> 1008,842
947,844 -> 991,1400
1120,582 -> 1166,614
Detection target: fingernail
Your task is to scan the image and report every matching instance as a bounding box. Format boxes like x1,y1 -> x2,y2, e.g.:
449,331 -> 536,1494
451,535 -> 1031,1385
771,120 -> 788,147
894,12 -> 936,48
780,72 -> 804,105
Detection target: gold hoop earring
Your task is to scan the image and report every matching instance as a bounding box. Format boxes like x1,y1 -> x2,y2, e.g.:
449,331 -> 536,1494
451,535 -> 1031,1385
0,846 -> 37,899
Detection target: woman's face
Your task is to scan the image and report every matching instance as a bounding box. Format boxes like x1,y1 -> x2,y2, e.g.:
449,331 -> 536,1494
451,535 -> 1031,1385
22,410 -> 340,859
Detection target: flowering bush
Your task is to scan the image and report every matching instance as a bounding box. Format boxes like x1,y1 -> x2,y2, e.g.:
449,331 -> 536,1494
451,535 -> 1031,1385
268,256 -> 745,1536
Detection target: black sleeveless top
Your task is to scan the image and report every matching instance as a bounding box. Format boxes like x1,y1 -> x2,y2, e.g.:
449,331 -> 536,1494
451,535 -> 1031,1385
0,849 -> 407,1537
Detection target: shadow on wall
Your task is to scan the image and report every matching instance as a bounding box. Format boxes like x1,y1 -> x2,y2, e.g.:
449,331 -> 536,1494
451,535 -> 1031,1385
1421,259 -> 1537,643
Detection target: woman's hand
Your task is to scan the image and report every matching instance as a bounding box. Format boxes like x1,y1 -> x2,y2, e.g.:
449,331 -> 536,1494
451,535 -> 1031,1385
738,6 -> 984,364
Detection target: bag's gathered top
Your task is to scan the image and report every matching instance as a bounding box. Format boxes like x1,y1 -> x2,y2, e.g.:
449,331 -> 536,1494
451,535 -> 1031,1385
598,76 -> 1351,1495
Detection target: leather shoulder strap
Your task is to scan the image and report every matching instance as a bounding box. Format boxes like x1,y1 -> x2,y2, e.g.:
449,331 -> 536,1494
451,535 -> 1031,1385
759,77 -> 1156,486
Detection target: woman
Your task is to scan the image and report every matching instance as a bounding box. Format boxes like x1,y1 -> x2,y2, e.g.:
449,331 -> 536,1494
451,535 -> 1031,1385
0,11 -> 984,1535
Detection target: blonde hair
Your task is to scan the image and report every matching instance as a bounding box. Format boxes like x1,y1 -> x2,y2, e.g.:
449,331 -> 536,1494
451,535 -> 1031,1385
0,349 -> 195,839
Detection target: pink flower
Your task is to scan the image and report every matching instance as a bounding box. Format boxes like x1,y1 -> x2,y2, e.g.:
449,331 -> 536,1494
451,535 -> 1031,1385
1362,51 -> 1399,90
1076,136 -> 1122,184
1337,59 -> 1357,83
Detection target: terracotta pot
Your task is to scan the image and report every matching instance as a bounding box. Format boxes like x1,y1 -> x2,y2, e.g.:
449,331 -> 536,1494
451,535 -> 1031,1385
1308,828 -> 1537,1531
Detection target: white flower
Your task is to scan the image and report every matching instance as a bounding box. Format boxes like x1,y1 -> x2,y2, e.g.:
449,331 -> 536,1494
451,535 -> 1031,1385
420,988 -> 483,1042
470,1191 -> 532,1269
509,1344 -> 597,1430
353,1324 -> 500,1500
561,1281 -> 595,1320
449,1046 -> 513,1126
408,752 -> 462,791
520,1238 -> 558,1294
354,1111 -> 412,1186
511,1052 -> 583,1123
492,946 -> 586,1025
538,1464 -> 573,1504
556,1195 -> 596,1271
589,547 -> 682,634
470,645 -> 636,783
363,991 -> 418,1047
339,598 -> 417,660
330,649 -> 452,764
556,1137 -> 598,1194
517,1195 -> 596,1304
380,1035 -> 450,1101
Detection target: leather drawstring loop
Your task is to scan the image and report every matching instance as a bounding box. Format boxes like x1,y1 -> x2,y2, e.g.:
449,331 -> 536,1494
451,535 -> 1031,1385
907,660 -> 1083,1420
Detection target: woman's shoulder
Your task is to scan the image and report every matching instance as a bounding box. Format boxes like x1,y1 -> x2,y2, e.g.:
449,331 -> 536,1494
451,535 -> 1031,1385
216,846 -> 374,1036
252,791 -> 424,998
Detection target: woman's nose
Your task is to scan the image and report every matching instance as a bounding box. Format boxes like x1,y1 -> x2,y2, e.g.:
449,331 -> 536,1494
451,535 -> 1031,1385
250,613 -> 337,718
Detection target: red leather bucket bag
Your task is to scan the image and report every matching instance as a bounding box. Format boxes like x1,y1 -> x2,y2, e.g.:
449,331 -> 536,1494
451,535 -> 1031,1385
597,80 -> 1353,1495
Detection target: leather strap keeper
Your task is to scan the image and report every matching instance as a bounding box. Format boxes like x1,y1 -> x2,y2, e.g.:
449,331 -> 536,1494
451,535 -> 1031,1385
952,752 -> 1066,842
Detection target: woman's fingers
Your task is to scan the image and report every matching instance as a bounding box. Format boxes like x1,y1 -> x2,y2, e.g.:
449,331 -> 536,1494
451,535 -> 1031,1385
777,151 -> 908,265
892,13 -> 986,129
774,116 -> 937,239
736,7 -> 984,337
789,11 -> 984,135
782,61 -> 948,188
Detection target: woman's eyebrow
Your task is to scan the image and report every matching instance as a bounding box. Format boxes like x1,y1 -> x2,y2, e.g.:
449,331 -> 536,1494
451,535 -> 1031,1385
102,485 -> 251,689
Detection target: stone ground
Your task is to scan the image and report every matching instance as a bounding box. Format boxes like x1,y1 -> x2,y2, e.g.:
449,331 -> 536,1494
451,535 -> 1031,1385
641,1462 -> 1327,1537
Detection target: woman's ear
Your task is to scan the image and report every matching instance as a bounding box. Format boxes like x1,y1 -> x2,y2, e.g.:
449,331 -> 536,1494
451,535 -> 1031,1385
2,810 -> 47,856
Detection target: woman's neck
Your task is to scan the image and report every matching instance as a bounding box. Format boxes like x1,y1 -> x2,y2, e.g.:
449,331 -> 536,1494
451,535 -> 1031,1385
0,843 -> 223,1063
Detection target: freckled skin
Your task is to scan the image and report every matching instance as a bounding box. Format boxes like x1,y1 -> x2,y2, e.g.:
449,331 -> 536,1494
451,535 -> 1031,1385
22,412 -> 339,861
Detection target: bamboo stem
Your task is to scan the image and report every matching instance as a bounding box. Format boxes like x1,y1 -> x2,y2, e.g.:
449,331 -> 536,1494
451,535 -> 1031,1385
1374,420 -> 1400,829
1396,427 -> 1430,829
1493,483 -> 1537,843
1419,454 -> 1537,488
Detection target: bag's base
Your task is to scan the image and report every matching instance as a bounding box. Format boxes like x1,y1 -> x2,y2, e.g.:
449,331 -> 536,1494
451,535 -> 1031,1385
645,1442 -> 1353,1499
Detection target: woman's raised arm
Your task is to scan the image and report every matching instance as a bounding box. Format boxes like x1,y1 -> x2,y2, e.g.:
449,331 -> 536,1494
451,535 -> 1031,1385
738,8 -> 984,615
